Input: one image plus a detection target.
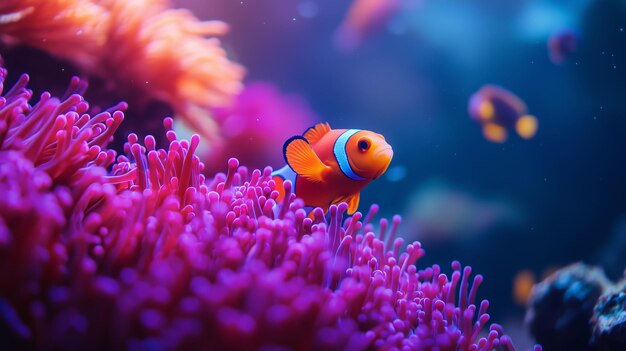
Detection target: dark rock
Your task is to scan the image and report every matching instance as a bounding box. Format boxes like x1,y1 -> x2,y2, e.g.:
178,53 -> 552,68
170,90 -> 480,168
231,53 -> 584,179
591,281 -> 626,350
526,263 -> 610,351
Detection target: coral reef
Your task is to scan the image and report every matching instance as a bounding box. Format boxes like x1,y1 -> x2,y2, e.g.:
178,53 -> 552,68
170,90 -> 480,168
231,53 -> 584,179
0,67 -> 538,350
0,0 -> 244,142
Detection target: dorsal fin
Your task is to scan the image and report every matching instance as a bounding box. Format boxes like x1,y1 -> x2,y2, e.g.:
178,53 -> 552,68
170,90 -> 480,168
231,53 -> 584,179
303,122 -> 332,144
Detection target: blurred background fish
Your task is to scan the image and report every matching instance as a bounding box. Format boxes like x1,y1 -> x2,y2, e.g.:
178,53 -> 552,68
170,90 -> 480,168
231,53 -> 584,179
547,28 -> 579,65
334,0 -> 405,52
468,85 -> 538,143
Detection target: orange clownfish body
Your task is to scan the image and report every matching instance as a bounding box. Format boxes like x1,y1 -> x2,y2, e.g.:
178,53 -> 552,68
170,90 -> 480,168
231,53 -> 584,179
272,122 -> 393,215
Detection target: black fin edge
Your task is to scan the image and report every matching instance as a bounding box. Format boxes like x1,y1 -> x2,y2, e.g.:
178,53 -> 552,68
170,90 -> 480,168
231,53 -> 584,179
282,135 -> 309,172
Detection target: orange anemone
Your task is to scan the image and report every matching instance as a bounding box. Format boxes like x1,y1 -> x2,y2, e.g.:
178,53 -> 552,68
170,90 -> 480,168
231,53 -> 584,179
0,0 -> 244,142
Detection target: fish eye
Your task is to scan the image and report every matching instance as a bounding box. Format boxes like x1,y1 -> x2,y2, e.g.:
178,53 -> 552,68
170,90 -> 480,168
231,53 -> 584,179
358,138 -> 370,152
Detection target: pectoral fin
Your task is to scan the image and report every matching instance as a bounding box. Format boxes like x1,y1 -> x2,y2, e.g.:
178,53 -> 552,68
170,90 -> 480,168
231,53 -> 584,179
332,192 -> 360,215
283,136 -> 330,183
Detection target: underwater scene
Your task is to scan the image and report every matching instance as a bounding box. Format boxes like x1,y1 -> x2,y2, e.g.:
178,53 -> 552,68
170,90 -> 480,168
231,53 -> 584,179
0,0 -> 625,350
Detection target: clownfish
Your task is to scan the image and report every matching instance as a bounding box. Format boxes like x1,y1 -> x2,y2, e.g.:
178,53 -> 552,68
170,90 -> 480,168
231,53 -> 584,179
272,122 -> 393,215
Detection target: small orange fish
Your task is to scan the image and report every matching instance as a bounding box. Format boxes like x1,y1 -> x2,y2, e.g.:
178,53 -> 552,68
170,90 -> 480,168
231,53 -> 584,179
272,122 -> 393,215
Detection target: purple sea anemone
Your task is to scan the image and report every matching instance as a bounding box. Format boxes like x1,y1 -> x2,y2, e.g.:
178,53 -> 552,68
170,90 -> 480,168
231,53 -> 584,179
0,67 -> 540,350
